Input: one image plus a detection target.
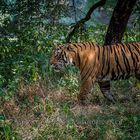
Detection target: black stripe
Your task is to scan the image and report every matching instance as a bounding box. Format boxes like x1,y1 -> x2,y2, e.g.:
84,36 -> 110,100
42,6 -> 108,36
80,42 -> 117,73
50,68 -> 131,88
97,45 -> 100,61
73,62 -> 76,65
131,43 -> 139,72
73,44 -> 80,51
118,44 -> 126,79
81,66 -> 91,81
77,44 -> 83,51
82,43 -> 87,50
63,52 -> 67,63
111,69 -> 116,80
110,45 -> 113,53
116,44 -> 126,73
91,42 -> 96,50
124,46 -> 130,73
88,42 -> 92,50
131,44 -> 140,62
99,81 -> 110,90
106,46 -> 110,74
101,46 -> 105,76
102,45 -> 110,79
78,53 -> 81,68
83,67 -> 94,81
127,44 -> 135,68
81,58 -> 88,74
121,44 -> 130,74
113,45 -> 120,80
132,43 -> 140,54
119,44 -> 131,79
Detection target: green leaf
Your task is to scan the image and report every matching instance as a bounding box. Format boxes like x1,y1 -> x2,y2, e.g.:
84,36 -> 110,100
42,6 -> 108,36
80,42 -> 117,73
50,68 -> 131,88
0,115 -> 6,121
133,116 -> 138,123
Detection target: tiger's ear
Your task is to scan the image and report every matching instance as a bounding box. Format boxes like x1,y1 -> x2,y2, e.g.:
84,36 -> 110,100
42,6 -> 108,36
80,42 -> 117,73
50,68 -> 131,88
62,43 -> 69,49
53,41 -> 61,48
65,44 -> 73,51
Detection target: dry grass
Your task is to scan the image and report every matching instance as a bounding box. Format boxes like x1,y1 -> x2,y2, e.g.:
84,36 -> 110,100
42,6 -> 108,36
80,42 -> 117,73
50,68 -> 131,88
0,81 -> 140,140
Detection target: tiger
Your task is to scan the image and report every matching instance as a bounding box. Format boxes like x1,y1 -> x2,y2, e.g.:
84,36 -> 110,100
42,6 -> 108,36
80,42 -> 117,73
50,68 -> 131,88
50,42 -> 140,104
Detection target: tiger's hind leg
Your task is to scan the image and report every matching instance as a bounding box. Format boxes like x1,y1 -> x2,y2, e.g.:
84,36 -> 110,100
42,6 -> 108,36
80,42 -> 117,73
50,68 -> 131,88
135,73 -> 140,90
136,73 -> 140,80
98,81 -> 116,103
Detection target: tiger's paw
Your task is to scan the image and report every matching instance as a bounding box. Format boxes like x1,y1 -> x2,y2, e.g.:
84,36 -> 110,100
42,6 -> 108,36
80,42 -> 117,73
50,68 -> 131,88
101,91 -> 117,104
105,94 -> 117,104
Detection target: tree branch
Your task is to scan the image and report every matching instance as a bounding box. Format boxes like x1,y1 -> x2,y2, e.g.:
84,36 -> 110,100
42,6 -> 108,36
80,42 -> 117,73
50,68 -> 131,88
66,0 -> 107,43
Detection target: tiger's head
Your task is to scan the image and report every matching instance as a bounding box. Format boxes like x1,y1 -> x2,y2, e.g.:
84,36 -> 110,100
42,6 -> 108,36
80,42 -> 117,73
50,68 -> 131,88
50,44 -> 74,72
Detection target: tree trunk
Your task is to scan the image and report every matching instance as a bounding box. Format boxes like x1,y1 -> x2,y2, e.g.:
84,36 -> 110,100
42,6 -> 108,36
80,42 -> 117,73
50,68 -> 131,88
104,0 -> 137,45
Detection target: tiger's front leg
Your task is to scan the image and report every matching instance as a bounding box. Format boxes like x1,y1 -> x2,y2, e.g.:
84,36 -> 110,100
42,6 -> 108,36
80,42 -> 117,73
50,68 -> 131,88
77,78 -> 93,105
98,81 -> 116,103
